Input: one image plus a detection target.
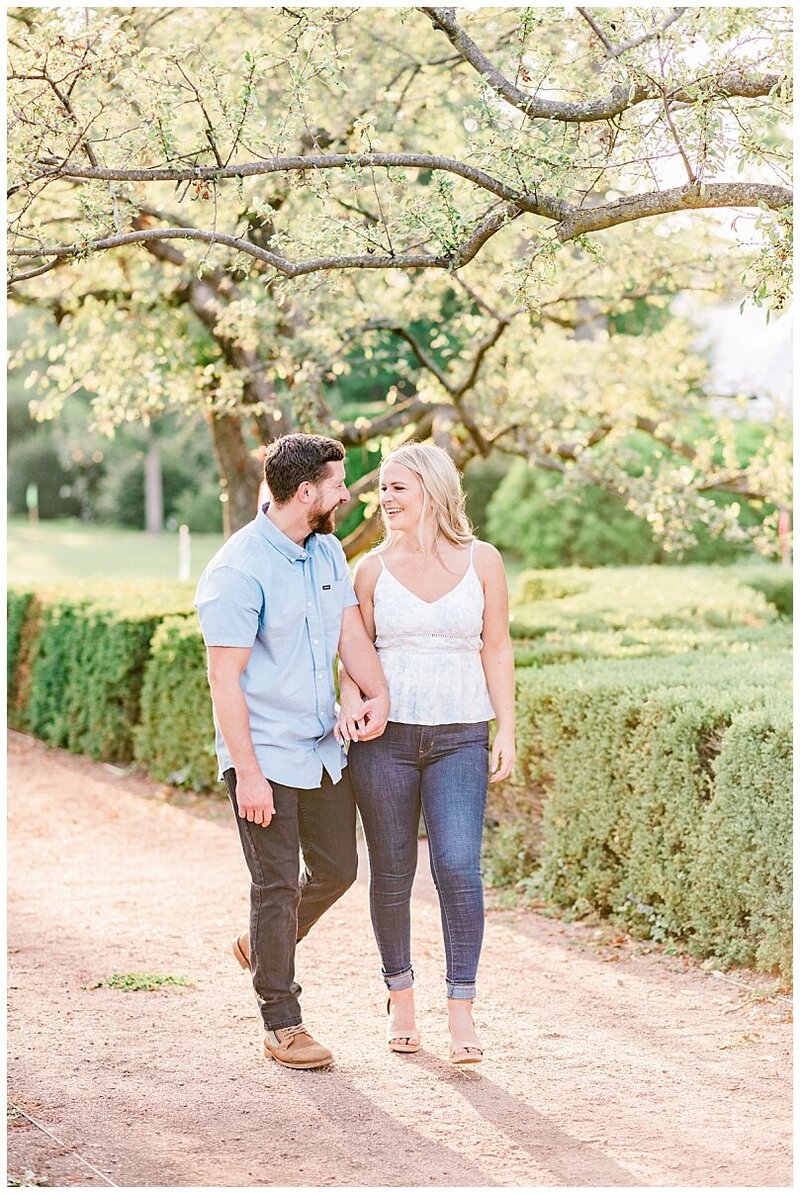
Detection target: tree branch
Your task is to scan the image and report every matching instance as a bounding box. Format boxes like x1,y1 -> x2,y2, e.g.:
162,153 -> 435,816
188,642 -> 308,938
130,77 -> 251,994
334,397 -> 435,445
29,151 -> 548,211
555,182 -> 791,241
419,8 -> 785,123
7,226 -> 447,281
9,173 -> 789,285
577,7 -> 686,59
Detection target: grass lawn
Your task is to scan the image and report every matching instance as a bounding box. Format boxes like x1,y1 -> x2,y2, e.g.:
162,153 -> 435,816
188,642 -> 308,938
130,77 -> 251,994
7,518 -> 225,586
8,517 -> 533,593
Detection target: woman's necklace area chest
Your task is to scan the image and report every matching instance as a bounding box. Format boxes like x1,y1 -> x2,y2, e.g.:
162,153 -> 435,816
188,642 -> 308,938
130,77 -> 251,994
380,551 -> 476,606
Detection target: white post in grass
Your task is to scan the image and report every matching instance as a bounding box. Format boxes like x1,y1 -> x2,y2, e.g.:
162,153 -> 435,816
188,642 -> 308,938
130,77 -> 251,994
26,482 -> 39,524
178,524 -> 191,582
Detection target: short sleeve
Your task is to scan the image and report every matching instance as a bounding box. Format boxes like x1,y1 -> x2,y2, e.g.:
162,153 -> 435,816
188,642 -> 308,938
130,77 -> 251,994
195,565 -> 263,647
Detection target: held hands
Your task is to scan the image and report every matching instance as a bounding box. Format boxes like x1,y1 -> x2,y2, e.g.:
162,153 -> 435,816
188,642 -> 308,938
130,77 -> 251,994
235,769 -> 276,827
335,690 -> 389,745
490,728 -> 516,784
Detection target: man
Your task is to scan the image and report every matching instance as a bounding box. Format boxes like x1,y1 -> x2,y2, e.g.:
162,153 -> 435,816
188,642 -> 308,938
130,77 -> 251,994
195,434 -> 389,1070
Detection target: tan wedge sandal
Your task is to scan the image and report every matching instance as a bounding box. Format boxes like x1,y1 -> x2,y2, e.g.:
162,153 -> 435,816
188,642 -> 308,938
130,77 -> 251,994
449,1042 -> 484,1065
387,998 -> 421,1054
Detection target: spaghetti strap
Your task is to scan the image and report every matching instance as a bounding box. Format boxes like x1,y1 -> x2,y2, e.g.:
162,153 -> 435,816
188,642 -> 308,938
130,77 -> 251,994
469,539 -> 476,562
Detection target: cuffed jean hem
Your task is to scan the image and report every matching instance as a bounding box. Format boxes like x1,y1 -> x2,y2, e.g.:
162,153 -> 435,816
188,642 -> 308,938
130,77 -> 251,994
384,967 -> 414,992
447,982 -> 477,1000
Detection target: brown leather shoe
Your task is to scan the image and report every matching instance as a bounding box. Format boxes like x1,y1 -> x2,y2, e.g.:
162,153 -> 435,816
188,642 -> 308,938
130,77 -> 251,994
232,932 -> 250,970
263,1025 -> 333,1070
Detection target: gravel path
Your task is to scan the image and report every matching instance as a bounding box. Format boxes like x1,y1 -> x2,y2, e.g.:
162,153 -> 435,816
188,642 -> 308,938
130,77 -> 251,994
7,731 -> 792,1188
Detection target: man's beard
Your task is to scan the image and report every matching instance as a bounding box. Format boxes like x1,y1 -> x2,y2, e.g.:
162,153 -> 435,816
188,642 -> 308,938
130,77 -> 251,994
309,502 -> 338,535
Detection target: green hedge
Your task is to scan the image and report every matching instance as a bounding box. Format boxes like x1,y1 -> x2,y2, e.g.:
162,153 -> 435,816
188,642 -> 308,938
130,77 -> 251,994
737,566 -> 793,619
133,616 -> 217,789
17,584 -> 195,762
689,705 -> 792,976
7,589 -> 34,698
488,652 -> 792,977
510,565 -> 791,668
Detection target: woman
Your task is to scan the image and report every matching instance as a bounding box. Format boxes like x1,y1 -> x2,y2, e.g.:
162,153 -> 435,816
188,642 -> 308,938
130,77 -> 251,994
338,443 -> 515,1065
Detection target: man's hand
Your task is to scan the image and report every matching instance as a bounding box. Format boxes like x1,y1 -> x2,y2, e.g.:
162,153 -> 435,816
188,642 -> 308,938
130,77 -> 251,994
335,691 -> 389,744
235,769 -> 276,826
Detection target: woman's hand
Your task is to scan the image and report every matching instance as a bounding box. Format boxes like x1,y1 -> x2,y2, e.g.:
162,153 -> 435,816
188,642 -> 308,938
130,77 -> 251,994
335,689 -> 368,745
335,691 -> 389,744
489,727 -> 515,783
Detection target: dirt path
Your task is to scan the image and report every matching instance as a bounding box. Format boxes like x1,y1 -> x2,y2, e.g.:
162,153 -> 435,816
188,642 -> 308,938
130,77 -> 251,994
7,731 -> 792,1189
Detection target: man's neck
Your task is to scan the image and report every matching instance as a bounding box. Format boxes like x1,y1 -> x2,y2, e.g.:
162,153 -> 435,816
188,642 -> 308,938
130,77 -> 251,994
264,501 -> 312,546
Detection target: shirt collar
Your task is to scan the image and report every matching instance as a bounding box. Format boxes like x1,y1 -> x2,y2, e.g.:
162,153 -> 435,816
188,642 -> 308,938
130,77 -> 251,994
256,502 -> 316,562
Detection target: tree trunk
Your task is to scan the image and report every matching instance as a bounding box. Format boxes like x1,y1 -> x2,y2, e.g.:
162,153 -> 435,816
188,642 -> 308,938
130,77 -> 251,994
144,435 -> 164,535
209,414 -> 263,537
341,510 -> 384,559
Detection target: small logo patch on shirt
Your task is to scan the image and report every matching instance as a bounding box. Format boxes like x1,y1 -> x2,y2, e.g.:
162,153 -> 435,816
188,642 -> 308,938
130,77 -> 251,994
322,584 -> 331,590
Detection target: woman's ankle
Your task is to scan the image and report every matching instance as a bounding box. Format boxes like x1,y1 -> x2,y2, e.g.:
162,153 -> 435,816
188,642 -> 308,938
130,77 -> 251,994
388,986 -> 415,1002
448,999 -> 479,1034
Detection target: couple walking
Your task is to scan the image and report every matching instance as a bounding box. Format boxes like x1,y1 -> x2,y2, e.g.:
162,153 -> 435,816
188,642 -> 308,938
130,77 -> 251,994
195,434 -> 515,1070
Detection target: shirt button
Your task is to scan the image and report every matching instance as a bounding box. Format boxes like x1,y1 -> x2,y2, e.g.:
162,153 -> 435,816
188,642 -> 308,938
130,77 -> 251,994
313,638 -> 319,645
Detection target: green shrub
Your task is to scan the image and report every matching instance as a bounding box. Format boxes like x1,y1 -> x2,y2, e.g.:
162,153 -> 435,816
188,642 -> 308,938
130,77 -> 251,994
6,435 -> 91,519
482,820 -> 542,889
486,454 -> 770,568
737,567 -> 793,619
134,616 -> 217,789
487,651 -> 792,976
23,584 -> 195,762
509,566 -> 789,669
688,704 -> 792,975
170,480 -> 224,534
462,454 -> 511,536
7,589 -> 34,697
486,461 -> 664,567
512,565 -> 778,634
7,593 -> 43,731
512,622 -> 791,670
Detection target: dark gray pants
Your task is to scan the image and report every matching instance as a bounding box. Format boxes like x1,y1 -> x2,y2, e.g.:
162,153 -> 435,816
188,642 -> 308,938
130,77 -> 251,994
224,767 -> 357,1031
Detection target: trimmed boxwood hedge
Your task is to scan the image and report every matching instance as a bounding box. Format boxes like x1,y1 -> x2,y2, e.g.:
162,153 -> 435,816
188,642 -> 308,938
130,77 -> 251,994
737,567 -> 793,619
510,564 -> 791,669
14,583 -> 195,762
488,652 -> 791,977
689,705 -> 792,976
133,616 -> 217,789
7,588 -> 34,702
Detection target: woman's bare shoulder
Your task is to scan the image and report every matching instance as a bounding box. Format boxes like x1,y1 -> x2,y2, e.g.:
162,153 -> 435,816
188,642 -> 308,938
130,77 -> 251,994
472,539 -> 506,581
353,551 -> 383,596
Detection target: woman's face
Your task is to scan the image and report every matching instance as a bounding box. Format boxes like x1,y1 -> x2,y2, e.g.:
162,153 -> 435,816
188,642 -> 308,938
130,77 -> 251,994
379,461 -> 426,534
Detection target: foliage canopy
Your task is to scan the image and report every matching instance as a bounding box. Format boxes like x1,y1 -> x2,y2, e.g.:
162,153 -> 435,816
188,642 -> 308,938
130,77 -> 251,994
7,6 -> 793,551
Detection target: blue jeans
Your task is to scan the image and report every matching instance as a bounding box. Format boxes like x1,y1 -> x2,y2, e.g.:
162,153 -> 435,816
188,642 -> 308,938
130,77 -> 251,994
348,721 -> 490,1000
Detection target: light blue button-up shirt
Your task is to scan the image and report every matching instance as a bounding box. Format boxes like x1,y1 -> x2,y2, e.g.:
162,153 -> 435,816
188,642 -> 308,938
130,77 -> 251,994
194,505 -> 359,789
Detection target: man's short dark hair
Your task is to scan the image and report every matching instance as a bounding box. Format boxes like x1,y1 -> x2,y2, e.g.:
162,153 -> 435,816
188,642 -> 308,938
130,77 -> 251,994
263,433 -> 346,504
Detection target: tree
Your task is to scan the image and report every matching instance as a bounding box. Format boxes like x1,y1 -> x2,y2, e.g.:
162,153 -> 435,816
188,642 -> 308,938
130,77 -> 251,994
7,7 -> 792,550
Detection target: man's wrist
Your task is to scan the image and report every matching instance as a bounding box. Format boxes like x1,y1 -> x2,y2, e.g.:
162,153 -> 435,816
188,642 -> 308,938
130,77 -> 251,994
231,758 -> 262,778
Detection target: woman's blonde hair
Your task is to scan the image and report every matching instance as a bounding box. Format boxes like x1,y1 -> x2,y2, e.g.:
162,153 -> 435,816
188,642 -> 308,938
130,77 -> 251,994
377,442 -> 474,551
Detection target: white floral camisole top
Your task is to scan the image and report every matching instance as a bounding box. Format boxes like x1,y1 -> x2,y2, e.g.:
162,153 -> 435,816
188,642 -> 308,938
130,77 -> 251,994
373,540 -> 495,726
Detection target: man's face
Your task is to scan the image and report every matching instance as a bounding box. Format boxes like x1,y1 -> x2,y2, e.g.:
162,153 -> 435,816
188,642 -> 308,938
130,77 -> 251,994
308,462 -> 349,534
